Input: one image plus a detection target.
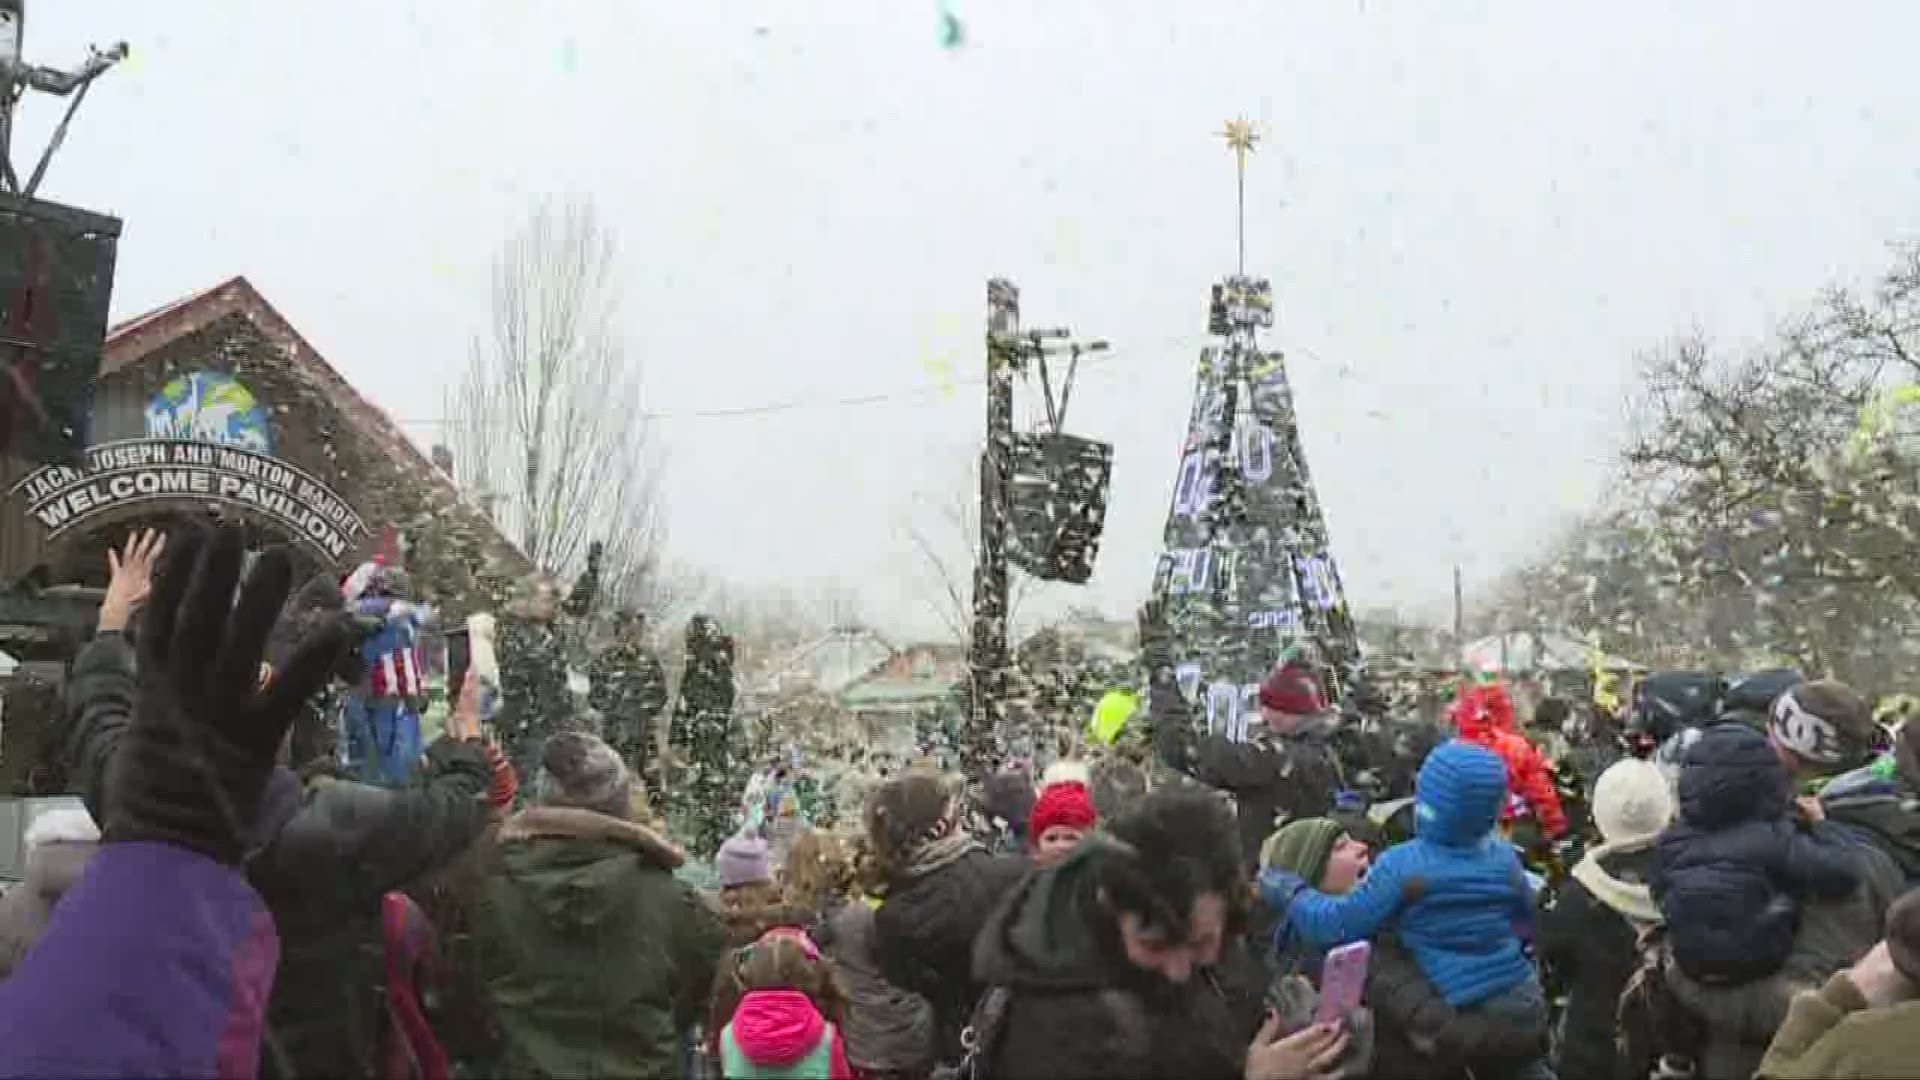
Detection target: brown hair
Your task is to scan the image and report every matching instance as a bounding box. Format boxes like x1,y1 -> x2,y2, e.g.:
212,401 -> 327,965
849,834 -> 889,900
862,770 -> 952,875
707,932 -> 848,1054
781,829 -> 854,914
720,880 -> 809,950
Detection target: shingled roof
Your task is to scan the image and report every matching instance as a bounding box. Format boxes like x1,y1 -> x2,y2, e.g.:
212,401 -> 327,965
102,277 -> 533,590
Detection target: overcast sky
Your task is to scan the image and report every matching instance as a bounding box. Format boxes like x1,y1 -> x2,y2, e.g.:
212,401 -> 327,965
25,2 -> 1920,636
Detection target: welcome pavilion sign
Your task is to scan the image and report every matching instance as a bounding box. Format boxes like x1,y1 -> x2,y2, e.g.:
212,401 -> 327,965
14,437 -> 368,562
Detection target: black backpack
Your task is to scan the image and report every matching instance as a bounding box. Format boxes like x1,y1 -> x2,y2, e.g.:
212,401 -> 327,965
934,986 -> 1145,1080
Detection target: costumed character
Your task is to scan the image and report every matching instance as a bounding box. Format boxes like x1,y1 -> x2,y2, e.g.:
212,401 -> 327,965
740,757 -> 809,875
340,562 -> 433,787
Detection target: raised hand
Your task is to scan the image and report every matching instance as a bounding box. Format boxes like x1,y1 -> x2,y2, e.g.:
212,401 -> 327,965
1136,594 -> 1175,678
447,665 -> 484,742
102,527 -> 349,864
98,528 -> 166,633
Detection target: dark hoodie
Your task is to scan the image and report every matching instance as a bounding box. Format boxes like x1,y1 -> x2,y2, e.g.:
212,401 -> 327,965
971,849 -> 1245,1080
1651,723 -> 1862,985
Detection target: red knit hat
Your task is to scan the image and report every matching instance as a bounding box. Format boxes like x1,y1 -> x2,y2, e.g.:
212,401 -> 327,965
482,743 -> 518,811
1029,781 -> 1097,839
1258,660 -> 1326,716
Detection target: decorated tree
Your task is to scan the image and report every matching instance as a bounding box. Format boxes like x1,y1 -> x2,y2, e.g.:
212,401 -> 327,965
665,614 -> 738,859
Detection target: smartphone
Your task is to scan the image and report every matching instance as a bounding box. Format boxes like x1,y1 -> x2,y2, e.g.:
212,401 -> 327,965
1313,940 -> 1370,1025
444,627 -> 472,704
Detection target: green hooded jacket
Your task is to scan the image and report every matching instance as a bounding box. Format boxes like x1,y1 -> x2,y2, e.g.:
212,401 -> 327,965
466,807 -> 724,1079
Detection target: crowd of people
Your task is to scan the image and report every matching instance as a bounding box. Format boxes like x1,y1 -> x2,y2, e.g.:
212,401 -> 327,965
0,526 -> 1916,1079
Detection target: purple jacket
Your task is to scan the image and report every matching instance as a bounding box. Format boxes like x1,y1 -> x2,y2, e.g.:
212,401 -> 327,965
0,841 -> 278,1079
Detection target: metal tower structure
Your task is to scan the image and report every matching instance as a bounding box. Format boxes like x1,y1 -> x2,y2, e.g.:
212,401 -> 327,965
1147,117 -> 1359,742
963,281 -> 1109,780
0,1 -> 128,198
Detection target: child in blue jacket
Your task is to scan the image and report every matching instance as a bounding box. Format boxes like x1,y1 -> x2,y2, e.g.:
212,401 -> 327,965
1258,741 -> 1548,1072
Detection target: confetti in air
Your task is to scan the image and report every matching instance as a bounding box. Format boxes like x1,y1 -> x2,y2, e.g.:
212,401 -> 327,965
937,0 -> 965,49
922,354 -> 958,398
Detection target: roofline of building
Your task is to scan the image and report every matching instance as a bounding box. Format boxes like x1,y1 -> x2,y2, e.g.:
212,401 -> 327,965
101,277 -> 533,579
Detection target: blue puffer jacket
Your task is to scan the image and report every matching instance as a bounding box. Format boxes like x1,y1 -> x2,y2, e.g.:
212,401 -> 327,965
1258,740 -> 1536,1007
1650,723 -> 1861,985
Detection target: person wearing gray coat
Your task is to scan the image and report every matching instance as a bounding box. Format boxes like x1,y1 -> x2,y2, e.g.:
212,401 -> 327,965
815,899 -> 935,1077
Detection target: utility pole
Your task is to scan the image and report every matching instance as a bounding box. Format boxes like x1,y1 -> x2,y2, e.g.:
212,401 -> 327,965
0,2 -> 127,466
966,279 -> 1019,782
1453,564 -> 1466,673
0,2 -> 128,196
964,279 -> 1106,781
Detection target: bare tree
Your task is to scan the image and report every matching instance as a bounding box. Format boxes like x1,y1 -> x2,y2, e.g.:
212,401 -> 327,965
447,198 -> 662,595
900,454 -> 1042,648
1490,243 -> 1920,686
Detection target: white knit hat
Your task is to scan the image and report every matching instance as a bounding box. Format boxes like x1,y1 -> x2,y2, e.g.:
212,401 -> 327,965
24,807 -> 98,853
1591,759 -> 1674,845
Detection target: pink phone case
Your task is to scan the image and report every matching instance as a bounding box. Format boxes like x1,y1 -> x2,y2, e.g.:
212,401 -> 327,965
1314,940 -> 1370,1024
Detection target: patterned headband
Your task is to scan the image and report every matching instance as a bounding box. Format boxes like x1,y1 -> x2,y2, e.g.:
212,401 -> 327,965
753,926 -> 822,962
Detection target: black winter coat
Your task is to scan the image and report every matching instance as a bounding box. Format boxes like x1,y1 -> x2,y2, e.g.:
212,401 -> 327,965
1150,679 -> 1345,869
65,631 -> 492,1079
1650,724 -> 1861,984
972,853 -> 1247,1080
873,848 -> 1027,1063
1660,885 -> 1882,1080
1538,844 -> 1658,1080
1365,935 -> 1545,1079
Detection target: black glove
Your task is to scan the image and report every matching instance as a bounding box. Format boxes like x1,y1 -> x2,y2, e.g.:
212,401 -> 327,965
102,527 -> 349,864
421,736 -> 491,785
1136,595 -> 1175,685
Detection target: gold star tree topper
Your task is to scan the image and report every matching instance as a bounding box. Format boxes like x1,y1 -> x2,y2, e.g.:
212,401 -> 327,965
1219,117 -> 1261,272
1220,117 -> 1261,160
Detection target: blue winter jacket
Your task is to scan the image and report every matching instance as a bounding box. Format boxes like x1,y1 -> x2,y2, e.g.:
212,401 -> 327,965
1650,723 -> 1861,985
1259,740 -> 1536,1007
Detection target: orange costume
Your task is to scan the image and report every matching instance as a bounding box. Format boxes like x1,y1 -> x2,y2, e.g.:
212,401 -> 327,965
1449,683 -> 1568,839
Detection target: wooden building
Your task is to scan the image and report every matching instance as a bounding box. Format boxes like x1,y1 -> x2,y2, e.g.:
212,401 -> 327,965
0,276 -> 529,663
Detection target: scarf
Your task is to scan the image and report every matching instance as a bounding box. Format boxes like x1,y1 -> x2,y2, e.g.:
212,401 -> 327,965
1571,837 -> 1662,924
902,825 -> 980,879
